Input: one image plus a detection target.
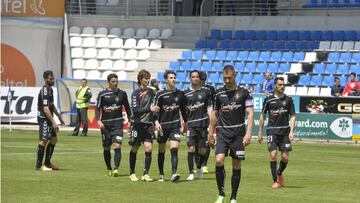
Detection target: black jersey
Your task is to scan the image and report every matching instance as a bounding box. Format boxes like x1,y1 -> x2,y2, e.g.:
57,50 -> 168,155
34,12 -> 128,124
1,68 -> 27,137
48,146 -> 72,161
95,88 -> 131,127
262,94 -> 295,136
37,85 -> 54,120
131,87 -> 155,124
153,88 -> 187,130
205,84 -> 216,103
183,86 -> 212,128
214,85 -> 253,137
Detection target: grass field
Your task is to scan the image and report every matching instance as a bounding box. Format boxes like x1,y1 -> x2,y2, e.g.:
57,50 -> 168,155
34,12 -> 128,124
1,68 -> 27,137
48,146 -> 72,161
1,129 -> 360,203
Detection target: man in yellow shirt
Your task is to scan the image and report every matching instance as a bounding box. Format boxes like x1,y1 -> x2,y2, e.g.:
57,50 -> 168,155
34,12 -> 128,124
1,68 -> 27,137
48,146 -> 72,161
72,78 -> 92,136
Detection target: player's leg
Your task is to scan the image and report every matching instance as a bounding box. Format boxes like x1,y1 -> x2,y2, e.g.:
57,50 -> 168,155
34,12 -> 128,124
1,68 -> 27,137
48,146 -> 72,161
196,128 -> 208,178
169,130 -> 181,182
267,134 -> 281,188
228,135 -> 245,202
214,136 -> 228,202
157,130 -> 168,181
202,144 -> 211,173
101,128 -> 112,175
141,141 -> 153,182
36,119 -> 51,171
278,135 -> 292,186
129,124 -> 141,181
111,128 -> 123,177
186,128 -> 196,180
44,134 -> 59,170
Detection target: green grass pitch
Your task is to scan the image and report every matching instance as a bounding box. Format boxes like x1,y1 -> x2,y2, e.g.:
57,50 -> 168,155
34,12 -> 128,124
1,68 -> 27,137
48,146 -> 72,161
2,129 -> 360,203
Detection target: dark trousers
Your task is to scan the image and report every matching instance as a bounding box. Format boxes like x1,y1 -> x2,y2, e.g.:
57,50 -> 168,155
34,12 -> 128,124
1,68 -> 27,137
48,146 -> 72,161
73,108 -> 88,135
192,0 -> 203,16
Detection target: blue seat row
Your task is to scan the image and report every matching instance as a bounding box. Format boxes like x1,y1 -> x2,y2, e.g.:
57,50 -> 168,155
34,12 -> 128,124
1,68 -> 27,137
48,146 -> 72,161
326,52 -> 360,63
180,50 -> 305,62
208,29 -> 360,41
299,75 -> 350,87
313,64 -> 360,74
303,0 -> 360,8
195,40 -> 319,51
163,82 -> 262,92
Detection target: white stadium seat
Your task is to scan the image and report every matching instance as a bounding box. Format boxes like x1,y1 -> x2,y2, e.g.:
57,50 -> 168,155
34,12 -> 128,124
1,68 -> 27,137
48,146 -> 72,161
159,29 -> 173,39
342,41 -> 354,51
109,27 -> 122,38
284,86 -> 296,95
147,28 -> 160,39
135,28 -> 148,38
73,70 -> 86,79
123,28 -> 135,38
330,41 -> 342,51
124,60 -> 139,71
72,59 -> 85,69
81,26 -> 95,36
84,59 -> 98,70
112,60 -> 126,70
123,38 -> 136,49
83,48 -> 97,58
82,37 -> 96,47
102,70 -> 115,79
96,38 -> 110,48
97,48 -> 111,59
96,0 -> 107,5
69,26 -> 81,36
110,49 -> 125,60
87,70 -> 101,79
354,42 -> 360,51
109,38 -> 123,49
318,41 -> 331,50
98,59 -> 113,70
106,0 -> 119,6
320,87 -> 332,96
123,49 -> 137,60
296,86 -> 308,96
117,71 -> 127,80
149,39 -> 162,50
71,48 -> 83,58
135,39 -> 149,49
70,37 -> 82,47
307,87 -> 320,96
289,63 -> 303,73
95,27 -> 108,37
304,52 -> 317,63
137,49 -> 150,60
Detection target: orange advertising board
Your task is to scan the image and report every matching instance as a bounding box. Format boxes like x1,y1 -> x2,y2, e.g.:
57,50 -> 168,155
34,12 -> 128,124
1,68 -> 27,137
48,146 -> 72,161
2,0 -> 64,17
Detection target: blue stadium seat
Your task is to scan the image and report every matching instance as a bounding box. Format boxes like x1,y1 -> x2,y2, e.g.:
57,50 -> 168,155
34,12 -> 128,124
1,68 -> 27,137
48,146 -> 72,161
230,40 -> 241,50
256,63 -> 268,72
251,41 -> 263,50
235,74 -> 242,83
169,61 -> 180,71
222,30 -> 233,40
254,85 -> 261,93
207,40 -> 217,49
334,31 -> 345,41
175,83 -> 183,89
325,64 -> 337,74
322,31 -> 334,41
234,30 -> 245,40
300,31 -> 311,40
183,83 -> 190,89
308,41 -> 320,50
181,50 -> 192,60
205,50 -> 216,60
241,74 -> 253,84
195,40 -> 207,49
202,61 -> 212,71
299,75 -> 311,86
345,31 -> 357,41
208,73 -> 219,83
219,40 -> 231,50
339,52 -> 352,63
181,62 -> 191,71
235,62 -> 245,72
259,51 -> 271,61
277,31 -> 288,40
245,62 -> 256,72
323,76 -> 335,86
296,41 -> 308,51
177,72 -> 187,82
274,41 -> 285,50
255,30 -> 266,40
310,75 -> 323,86
209,29 -> 221,39
357,31 -> 360,40
350,65 -> 360,74
226,51 -> 238,61
327,53 -> 340,63
339,76 -> 347,87
238,51 -> 249,61
193,50 -> 203,60
281,52 -> 293,62
253,74 -> 265,84
212,62 -> 223,72
157,72 -> 164,82
279,63 -> 291,72
263,41 -> 274,50
191,61 -> 201,70
293,52 -> 305,61
285,41 -> 296,51
248,51 -> 260,61
351,53 -> 360,63
270,51 -> 282,62
337,64 -> 349,75
244,30 -> 256,40
311,31 -> 322,40
288,31 -> 300,40
241,41 -> 251,50
313,64 -> 325,74
218,74 -> 224,83
266,31 -> 277,40
267,63 -> 279,73
216,50 -> 227,60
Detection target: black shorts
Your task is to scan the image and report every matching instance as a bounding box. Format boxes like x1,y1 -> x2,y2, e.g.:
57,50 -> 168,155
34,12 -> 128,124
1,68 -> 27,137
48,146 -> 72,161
38,118 -> 56,140
130,123 -> 154,146
215,133 -> 245,160
187,127 -> 208,148
267,134 -> 292,152
101,124 -> 123,148
157,128 -> 181,144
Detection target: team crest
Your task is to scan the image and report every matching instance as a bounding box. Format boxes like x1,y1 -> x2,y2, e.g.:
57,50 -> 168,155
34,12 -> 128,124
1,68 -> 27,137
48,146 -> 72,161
282,101 -> 286,106
235,93 -> 240,99
198,94 -> 203,100
174,97 -> 179,102
115,96 -> 119,102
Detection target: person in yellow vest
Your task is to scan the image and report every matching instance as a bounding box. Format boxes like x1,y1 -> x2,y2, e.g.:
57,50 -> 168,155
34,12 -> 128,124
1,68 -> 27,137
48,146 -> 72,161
72,78 -> 92,136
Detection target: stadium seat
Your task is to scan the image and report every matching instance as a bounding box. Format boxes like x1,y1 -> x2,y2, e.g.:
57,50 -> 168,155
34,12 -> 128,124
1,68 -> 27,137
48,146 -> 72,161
299,75 -> 311,86
135,28 -> 148,38
235,62 -> 245,72
95,27 -> 108,37
322,31 -> 334,41
330,41 -> 342,50
277,31 -> 288,40
323,76 -> 335,86
123,38 -> 137,49
263,41 -> 274,50
267,63 -> 279,73
83,48 -> 97,58
175,83 -> 183,90
310,31 -> 322,40
208,73 -> 219,83
285,41 -> 296,51
82,37 -> 96,47
87,70 -> 101,79
108,27 -> 122,38
71,47 -> 83,58
325,64 -> 337,74
97,48 -> 111,59
248,51 -> 260,61
241,74 -> 253,84
135,39 -> 150,49
259,51 -> 271,61
234,30 -> 245,40
147,28 -> 160,39
255,30 -> 266,40
320,87 -> 332,96
69,26 -> 81,36
209,29 -> 221,40
254,85 -> 261,93
278,63 -> 290,72
244,30 -> 256,40
98,59 -> 113,70
339,52 -> 352,63
181,50 -> 192,60
123,28 -> 135,38
123,49 -> 137,60
72,59 -> 85,69
207,40 -> 217,49
245,63 -> 256,72
240,41 -> 251,50
235,75 -> 242,83
202,61 -> 212,72
81,27 -> 95,36
297,41 -> 309,51
216,51 -> 227,60
274,41 -> 285,50
73,70 -> 86,79
70,37 -> 82,47
226,51 -> 238,61
157,72 -> 164,82
137,49 -> 150,60
169,61 -> 181,71
307,87 -> 320,96
339,76 -> 347,87
110,49 -> 125,60
266,31 -> 277,40
149,39 -> 162,50
159,29 -> 173,40
296,86 -> 308,96
212,62 -> 223,72
256,63 -> 267,73
191,61 -> 201,70
102,70 -> 115,79
116,70 -> 127,80
293,52 -> 305,62
253,74 -> 264,84
183,83 -> 190,90
109,38 -> 123,49
177,72 -> 186,82
318,41 -> 331,50
219,40 -> 231,49
345,31 -> 356,41
334,31 -> 345,41
354,42 -> 360,50
351,53 -> 360,63
308,41 -> 320,50
288,31 -> 300,40
270,51 -> 282,62
112,60 -> 126,70
281,52 -> 293,62
205,50 -> 216,60
342,41 -> 354,50
124,60 -> 138,71
304,52 -> 317,62
284,86 -> 296,95
327,53 -> 340,63
238,51 -> 249,61
350,65 -> 360,74
221,30 -> 233,40
313,64 -> 325,74
181,62 -> 191,71
96,38 -> 110,48
251,41 -> 263,51
310,75 -> 323,86
230,40 -> 241,50
193,50 -> 203,60
289,63 -> 303,73
195,40 -> 207,49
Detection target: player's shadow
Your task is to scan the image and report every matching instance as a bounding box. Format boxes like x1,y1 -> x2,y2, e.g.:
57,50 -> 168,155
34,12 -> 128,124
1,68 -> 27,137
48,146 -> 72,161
283,185 -> 304,189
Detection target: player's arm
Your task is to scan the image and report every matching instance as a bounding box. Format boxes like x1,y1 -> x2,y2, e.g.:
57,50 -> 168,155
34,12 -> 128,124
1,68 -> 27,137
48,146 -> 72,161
51,104 -> 65,125
123,91 -> 132,130
208,110 -> 218,149
95,92 -> 104,129
152,92 -> 162,131
257,112 -> 266,143
41,87 -> 59,129
179,92 -> 188,133
244,106 -> 254,146
289,98 -> 296,141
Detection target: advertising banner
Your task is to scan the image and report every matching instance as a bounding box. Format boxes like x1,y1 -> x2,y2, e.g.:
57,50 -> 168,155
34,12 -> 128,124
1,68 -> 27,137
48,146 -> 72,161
2,0 -> 65,17
352,114 -> 360,141
252,94 -> 300,113
299,96 -> 360,114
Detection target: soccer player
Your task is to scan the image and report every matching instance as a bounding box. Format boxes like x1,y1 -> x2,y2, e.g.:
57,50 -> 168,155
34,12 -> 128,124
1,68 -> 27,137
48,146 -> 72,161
151,70 -> 187,182
95,73 -> 132,177
183,70 -> 212,181
208,65 -> 254,203
128,70 -> 157,182
257,77 -> 296,189
35,70 -> 65,171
